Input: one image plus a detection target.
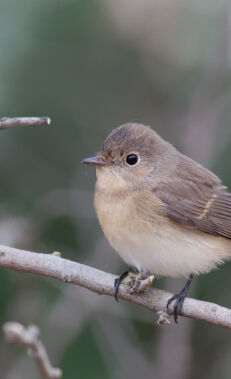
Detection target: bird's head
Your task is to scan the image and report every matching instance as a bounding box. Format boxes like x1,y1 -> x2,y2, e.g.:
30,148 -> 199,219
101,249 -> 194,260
82,123 -> 176,190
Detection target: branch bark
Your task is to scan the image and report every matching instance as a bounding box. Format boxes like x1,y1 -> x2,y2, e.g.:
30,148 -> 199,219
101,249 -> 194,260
3,322 -> 62,379
0,245 -> 230,328
0,117 -> 51,130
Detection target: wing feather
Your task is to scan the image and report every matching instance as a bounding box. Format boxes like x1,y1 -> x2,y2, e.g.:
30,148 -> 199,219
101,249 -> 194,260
152,158 -> 231,239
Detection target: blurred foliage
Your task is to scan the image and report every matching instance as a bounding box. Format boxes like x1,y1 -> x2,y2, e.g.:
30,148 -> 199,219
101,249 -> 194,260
61,324 -> 109,379
0,0 -> 231,378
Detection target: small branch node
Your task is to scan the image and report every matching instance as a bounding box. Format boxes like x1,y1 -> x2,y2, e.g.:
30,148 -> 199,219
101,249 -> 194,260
156,310 -> 171,326
129,274 -> 154,294
52,251 -> 62,257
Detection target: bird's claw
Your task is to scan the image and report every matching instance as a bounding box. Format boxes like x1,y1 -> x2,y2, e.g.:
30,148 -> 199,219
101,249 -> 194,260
167,274 -> 194,323
167,292 -> 186,323
114,270 -> 129,302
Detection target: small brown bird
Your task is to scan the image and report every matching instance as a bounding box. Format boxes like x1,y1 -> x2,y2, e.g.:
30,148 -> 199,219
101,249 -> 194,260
83,123 -> 231,322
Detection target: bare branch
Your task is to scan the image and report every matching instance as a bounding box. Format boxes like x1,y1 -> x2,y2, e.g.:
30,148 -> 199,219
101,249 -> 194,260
0,244 -> 230,328
0,117 -> 51,130
3,322 -> 62,379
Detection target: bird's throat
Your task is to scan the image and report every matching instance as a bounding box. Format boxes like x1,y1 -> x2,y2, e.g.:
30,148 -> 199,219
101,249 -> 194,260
95,167 -> 131,198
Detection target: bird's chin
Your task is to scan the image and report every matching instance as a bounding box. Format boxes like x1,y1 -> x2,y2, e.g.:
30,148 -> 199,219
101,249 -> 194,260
96,166 -> 129,193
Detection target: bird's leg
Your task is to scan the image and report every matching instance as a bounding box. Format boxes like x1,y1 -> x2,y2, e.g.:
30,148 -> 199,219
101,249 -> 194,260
167,274 -> 194,323
114,268 -> 154,302
114,269 -> 130,302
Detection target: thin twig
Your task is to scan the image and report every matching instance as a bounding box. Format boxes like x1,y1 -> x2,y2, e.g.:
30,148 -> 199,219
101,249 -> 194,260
0,244 -> 230,328
0,117 -> 51,130
3,322 -> 62,379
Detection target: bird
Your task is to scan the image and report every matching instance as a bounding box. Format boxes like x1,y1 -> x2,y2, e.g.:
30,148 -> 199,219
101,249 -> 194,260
82,123 -> 231,322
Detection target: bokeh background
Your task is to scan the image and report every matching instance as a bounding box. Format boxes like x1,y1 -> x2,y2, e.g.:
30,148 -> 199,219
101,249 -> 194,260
0,0 -> 231,378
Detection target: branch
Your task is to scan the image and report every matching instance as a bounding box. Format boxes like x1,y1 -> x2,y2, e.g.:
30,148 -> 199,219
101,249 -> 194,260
0,245 -> 231,328
0,117 -> 51,130
3,322 -> 62,379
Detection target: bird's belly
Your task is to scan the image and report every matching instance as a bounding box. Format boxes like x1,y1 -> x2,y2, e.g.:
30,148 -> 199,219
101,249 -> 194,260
108,223 -> 231,278
95,193 -> 231,278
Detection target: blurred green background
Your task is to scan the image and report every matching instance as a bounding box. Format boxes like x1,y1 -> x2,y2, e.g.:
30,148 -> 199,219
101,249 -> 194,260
1,0 -> 231,378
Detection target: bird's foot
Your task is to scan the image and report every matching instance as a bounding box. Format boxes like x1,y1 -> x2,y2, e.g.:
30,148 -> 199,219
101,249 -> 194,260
114,269 -> 154,301
114,270 -> 130,302
167,274 -> 194,324
167,291 -> 186,324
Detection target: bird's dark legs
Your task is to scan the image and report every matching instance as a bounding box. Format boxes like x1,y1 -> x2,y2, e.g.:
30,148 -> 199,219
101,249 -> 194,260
114,270 -> 130,302
167,274 -> 194,323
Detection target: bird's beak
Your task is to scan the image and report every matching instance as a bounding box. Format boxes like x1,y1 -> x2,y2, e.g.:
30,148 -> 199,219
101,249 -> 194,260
82,156 -> 111,167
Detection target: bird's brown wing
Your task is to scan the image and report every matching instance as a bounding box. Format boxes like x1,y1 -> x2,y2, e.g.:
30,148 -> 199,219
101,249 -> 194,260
153,176 -> 231,240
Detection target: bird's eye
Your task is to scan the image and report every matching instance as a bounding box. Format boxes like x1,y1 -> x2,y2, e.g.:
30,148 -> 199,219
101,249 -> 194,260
126,154 -> 139,166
